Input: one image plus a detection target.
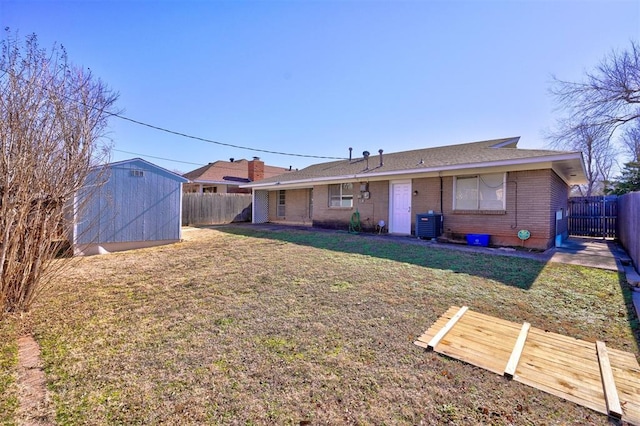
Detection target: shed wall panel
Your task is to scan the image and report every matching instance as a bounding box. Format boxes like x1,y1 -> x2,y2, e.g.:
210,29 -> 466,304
75,159 -> 183,245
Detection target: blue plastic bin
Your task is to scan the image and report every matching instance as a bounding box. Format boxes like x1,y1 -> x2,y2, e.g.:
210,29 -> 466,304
466,234 -> 489,247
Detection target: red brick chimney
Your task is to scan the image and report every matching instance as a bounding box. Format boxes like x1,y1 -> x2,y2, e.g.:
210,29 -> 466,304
248,157 -> 264,182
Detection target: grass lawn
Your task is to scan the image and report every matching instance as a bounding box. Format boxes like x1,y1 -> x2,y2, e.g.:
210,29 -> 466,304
1,225 -> 638,425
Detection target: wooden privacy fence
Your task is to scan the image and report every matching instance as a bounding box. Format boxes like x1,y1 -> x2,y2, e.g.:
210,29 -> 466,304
182,193 -> 252,226
568,196 -> 617,238
618,192 -> 640,270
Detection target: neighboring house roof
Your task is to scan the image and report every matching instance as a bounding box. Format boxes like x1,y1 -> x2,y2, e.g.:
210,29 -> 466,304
100,158 -> 188,183
241,137 -> 587,190
183,158 -> 290,184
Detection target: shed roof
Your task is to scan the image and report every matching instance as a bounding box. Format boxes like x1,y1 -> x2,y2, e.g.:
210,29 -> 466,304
242,137 -> 587,189
102,158 -> 188,183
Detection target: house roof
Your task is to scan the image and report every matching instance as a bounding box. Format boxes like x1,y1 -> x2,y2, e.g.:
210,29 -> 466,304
183,159 -> 290,184
242,137 -> 587,190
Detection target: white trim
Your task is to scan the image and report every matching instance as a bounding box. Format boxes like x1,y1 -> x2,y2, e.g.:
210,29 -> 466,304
489,137 -> 520,148
188,179 -> 234,185
389,179 -> 412,235
178,184 -> 184,239
251,190 -> 256,223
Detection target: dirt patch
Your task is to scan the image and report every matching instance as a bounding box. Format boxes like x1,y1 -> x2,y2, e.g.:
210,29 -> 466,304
17,335 -> 53,426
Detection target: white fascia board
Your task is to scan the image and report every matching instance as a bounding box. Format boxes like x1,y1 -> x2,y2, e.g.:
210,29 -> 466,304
189,179 -> 233,185
243,152 -> 584,190
488,136 -> 520,148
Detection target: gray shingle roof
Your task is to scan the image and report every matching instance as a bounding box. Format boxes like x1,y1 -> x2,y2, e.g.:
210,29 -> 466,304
245,137 -> 583,187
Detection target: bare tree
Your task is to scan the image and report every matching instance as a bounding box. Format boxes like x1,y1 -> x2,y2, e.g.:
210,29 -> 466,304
548,40 -> 639,194
620,123 -> 640,161
551,121 -> 616,196
0,30 -> 118,313
550,40 -> 640,137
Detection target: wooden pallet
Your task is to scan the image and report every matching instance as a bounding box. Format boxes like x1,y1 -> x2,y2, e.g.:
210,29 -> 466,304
415,306 -> 640,425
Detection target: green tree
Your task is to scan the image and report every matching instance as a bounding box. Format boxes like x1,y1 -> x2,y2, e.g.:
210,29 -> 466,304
605,161 -> 640,195
0,30 -> 118,313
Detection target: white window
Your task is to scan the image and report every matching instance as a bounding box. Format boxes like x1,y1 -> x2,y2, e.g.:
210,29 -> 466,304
329,183 -> 354,208
277,190 -> 286,217
454,173 -> 505,210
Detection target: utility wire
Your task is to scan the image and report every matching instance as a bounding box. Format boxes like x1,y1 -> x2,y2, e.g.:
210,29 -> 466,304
112,149 -> 299,176
0,65 -> 347,161
112,113 -> 346,160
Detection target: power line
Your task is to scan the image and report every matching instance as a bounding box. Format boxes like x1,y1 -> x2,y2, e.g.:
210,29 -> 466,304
112,113 -> 346,160
112,149 -> 299,176
0,65 -> 347,161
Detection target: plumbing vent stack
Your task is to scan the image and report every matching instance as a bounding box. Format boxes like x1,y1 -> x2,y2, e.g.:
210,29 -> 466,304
378,149 -> 383,167
363,150 -> 370,170
349,147 -> 353,161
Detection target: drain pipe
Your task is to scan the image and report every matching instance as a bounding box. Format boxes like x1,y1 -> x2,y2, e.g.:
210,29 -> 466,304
508,178 -> 518,229
440,174 -> 444,235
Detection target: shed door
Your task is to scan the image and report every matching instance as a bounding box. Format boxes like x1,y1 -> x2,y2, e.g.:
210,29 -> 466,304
389,180 -> 412,234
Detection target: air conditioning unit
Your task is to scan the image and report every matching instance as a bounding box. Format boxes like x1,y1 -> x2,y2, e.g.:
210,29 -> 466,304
415,213 -> 442,239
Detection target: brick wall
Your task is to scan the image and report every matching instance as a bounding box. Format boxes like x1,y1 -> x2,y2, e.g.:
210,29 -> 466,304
429,169 -> 565,249
268,188 -> 312,225
263,169 -> 568,249
312,181 -> 389,231
248,158 -> 264,182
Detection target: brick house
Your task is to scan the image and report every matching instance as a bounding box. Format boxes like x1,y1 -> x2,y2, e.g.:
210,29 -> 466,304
182,157 -> 291,194
241,137 -> 587,250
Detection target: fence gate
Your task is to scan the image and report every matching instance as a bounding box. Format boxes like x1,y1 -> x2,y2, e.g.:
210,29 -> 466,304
567,196 -> 618,238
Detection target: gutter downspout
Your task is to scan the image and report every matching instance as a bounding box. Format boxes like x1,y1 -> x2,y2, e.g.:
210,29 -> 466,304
440,174 -> 444,236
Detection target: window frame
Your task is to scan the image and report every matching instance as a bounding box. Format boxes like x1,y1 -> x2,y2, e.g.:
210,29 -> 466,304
277,190 -> 286,217
328,183 -> 354,208
453,172 -> 506,211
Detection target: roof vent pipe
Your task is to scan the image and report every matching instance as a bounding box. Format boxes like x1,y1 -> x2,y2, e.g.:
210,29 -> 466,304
230,158 -> 234,162
378,149 -> 383,167
349,147 -> 353,161
363,150 -> 370,170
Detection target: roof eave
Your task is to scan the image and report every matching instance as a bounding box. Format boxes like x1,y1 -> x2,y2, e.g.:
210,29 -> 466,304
188,179 -> 243,185
242,152 -> 585,190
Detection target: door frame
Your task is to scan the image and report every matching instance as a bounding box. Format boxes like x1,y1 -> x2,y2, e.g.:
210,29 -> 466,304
388,179 -> 412,234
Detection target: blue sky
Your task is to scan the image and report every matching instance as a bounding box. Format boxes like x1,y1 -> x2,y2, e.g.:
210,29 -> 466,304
2,0 -> 639,173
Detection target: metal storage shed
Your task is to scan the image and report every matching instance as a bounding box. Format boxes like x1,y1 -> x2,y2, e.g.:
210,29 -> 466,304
71,158 -> 188,255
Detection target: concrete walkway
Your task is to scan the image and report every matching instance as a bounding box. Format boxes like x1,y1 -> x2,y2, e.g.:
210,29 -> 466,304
550,237 -> 630,272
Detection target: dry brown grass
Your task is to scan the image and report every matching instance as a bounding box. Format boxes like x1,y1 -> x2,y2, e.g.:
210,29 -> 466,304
4,225 -> 639,424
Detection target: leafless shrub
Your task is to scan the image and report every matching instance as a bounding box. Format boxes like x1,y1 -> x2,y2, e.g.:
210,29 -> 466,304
0,30 -> 118,313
